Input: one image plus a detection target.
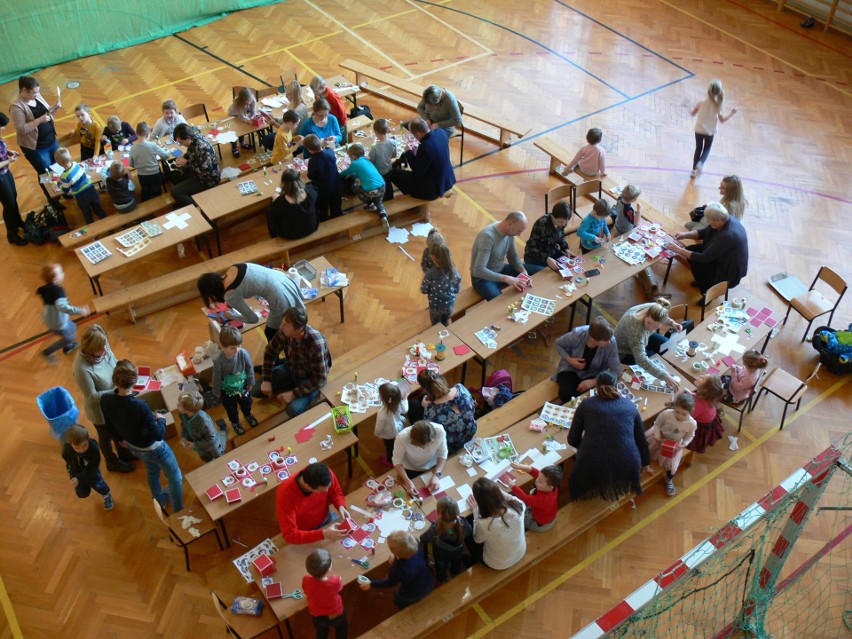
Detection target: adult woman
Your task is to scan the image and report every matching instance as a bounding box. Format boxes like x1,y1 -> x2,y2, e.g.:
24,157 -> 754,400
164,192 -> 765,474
614,298 -> 681,390
0,112 -> 26,245
468,477 -> 525,570
298,99 -> 343,149
101,360 -> 184,512
9,75 -> 61,203
309,75 -> 347,128
416,370 -> 477,454
197,263 -> 305,342
267,169 -> 318,240
667,202 -> 749,296
392,420 -> 448,495
685,175 -> 748,231
284,80 -> 309,129
566,371 -> 650,501
553,316 -> 621,401
72,325 -> 135,473
523,201 -> 573,274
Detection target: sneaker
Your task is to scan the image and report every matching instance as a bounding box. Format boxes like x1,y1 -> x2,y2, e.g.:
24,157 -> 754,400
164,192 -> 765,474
247,415 -> 259,428
232,422 -> 246,436
7,234 -> 27,246
381,215 -> 390,233
364,202 -> 376,211
240,141 -> 253,150
232,147 -> 240,158
695,161 -> 703,176
690,169 -> 697,178
63,342 -> 79,355
106,458 -> 134,473
216,418 -> 228,432
103,494 -> 115,511
665,478 -> 676,497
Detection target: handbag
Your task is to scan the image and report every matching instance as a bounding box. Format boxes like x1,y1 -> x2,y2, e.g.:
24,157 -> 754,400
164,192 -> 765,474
689,205 -> 706,222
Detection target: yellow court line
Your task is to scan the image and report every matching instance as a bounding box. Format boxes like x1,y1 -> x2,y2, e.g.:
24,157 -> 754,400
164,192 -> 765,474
355,453 -> 374,477
0,574 -> 23,639
467,374 -> 852,638
404,0 -> 494,56
656,0 -> 852,99
236,33 -> 343,67
302,0 -> 414,78
472,603 -> 493,624
281,49 -> 316,81
452,186 -> 498,224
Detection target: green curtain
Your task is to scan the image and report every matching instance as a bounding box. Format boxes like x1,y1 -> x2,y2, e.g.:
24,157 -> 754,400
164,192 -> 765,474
0,0 -> 284,84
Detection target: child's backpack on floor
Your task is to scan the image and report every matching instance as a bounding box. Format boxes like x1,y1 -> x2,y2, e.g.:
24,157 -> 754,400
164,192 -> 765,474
469,369 -> 515,417
24,204 -> 70,245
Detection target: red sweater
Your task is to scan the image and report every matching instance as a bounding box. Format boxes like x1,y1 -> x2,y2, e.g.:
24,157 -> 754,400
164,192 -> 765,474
324,88 -> 348,126
511,467 -> 558,525
302,574 -> 344,617
276,471 -> 346,544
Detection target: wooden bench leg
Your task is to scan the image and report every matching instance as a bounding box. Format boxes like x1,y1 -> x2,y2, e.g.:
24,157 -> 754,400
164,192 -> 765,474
548,156 -> 560,175
499,129 -> 512,147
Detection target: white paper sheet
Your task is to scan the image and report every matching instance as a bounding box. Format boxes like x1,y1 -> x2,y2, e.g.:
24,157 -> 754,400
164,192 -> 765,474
456,484 -> 472,500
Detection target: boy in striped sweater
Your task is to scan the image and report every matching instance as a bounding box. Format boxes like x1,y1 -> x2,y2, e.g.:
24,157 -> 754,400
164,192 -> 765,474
56,146 -> 106,223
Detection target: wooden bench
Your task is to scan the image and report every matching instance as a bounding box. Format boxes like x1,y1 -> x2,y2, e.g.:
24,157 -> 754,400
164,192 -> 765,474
59,192 -> 175,249
339,59 -> 529,147
92,192 -> 452,321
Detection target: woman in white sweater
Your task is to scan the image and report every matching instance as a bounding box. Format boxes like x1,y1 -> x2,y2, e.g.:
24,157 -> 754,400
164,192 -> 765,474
393,421 -> 447,495
469,477 -> 526,570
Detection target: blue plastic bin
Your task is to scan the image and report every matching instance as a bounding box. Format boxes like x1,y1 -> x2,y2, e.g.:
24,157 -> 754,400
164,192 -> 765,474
37,386 -> 79,439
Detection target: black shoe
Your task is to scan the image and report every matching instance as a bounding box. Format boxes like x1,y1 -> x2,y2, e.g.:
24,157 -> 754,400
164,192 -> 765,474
801,16 -> 815,28
7,235 -> 27,246
216,418 -> 228,432
106,458 -> 134,473
232,422 -> 246,436
247,415 -> 259,428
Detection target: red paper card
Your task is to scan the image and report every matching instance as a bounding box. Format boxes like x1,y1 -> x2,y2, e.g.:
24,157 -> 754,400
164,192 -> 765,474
265,582 -> 283,599
707,367 -> 720,375
765,317 -> 777,328
432,491 -> 448,501
349,528 -> 370,543
294,427 -> 315,443
760,306 -> 772,316
497,471 -> 515,486
146,380 -> 163,391
205,484 -> 224,501
721,356 -> 736,367
416,486 -> 432,498
426,509 -> 438,522
238,163 -> 251,171
225,487 -> 242,504
750,318 -> 762,327
746,307 -> 758,317
339,517 -> 358,533
453,345 -> 470,356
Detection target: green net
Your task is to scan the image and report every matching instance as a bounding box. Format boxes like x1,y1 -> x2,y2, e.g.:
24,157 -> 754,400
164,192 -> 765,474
602,433 -> 852,639
0,0 -> 283,85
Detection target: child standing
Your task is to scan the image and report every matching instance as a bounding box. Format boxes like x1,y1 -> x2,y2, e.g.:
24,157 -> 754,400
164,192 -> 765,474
420,227 -> 444,273
690,79 -> 737,177
687,375 -> 725,454
369,118 -> 397,202
420,496 -> 471,581
568,127 -> 606,177
212,325 -> 258,436
227,88 -> 261,157
340,143 -> 387,229
420,243 -> 461,326
577,198 -> 611,254
56,146 -> 107,223
178,391 -> 226,462
70,105 -> 104,160
358,530 -> 434,609
506,463 -> 561,532
722,350 -> 767,403
270,109 -> 303,166
302,548 -> 348,639
37,263 -> 90,361
101,115 -> 137,150
305,134 -> 342,221
151,100 -> 187,139
646,391 -> 697,496
129,121 -> 171,202
612,184 -> 643,235
376,382 -> 409,467
62,424 -> 114,511
105,161 -> 136,213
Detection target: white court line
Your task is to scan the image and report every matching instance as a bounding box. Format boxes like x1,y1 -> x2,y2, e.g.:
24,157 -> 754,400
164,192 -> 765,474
302,0 -> 414,78
410,49 -> 494,80
404,0 -> 493,55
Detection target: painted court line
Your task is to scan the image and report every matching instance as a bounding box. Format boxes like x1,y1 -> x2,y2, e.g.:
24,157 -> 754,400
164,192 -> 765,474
0,574 -> 23,639
406,0 -> 494,55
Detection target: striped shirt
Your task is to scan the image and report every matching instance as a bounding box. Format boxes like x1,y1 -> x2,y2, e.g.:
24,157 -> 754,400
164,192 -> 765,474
58,162 -> 94,196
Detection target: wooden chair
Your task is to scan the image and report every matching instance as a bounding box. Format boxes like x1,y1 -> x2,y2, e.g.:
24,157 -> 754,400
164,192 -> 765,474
573,179 -> 603,217
700,281 -> 729,321
232,86 -> 260,101
544,183 -> 576,217
668,303 -> 689,325
450,101 -> 465,165
258,86 -> 279,100
726,368 -> 765,432
181,103 -> 209,122
210,590 -> 285,639
152,499 -> 224,572
783,266 -> 847,342
750,362 -> 821,430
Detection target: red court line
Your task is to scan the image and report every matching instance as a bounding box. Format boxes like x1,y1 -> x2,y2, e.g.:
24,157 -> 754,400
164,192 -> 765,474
0,314 -> 103,363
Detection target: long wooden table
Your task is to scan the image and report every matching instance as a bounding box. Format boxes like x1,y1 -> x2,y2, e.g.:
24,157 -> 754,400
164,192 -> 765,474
74,204 -> 212,296
184,403 -> 358,528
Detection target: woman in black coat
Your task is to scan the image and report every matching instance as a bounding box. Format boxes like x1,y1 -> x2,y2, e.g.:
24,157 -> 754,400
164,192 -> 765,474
267,168 -> 318,240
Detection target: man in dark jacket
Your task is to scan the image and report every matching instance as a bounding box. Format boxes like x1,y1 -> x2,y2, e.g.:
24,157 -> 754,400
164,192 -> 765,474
390,118 -> 455,200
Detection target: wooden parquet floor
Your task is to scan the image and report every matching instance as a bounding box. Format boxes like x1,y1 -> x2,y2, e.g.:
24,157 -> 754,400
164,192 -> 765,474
1,1 -> 851,638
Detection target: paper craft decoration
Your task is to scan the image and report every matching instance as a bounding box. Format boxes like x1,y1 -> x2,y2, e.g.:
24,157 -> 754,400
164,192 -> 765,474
276,470 -> 289,481
140,220 -> 163,237
116,236 -> 151,257
660,440 -> 679,459
339,517 -> 358,533
115,227 -> 148,247
227,459 -> 242,471
252,553 -> 276,577
295,426 -> 315,443
401,359 -> 440,384
612,241 -> 647,266
521,294 -> 556,316
516,273 -> 532,291
222,475 -> 236,486
163,211 -> 191,230
205,484 -> 224,501
539,401 -> 576,429
81,241 -> 112,264
237,180 -> 259,195
259,465 -> 272,476
233,538 -> 278,583
453,344 -> 471,356
265,582 -> 284,599
474,327 -> 498,349
340,537 -> 357,549
360,537 -> 376,549
225,487 -> 242,504
410,222 -> 434,237
246,461 -> 260,472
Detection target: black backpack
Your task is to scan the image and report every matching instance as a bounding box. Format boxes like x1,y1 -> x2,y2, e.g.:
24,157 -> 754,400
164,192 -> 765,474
24,204 -> 70,245
349,104 -> 373,120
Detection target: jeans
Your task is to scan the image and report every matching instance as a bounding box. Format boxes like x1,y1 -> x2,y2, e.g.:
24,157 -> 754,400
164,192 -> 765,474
75,186 -> 106,224
170,176 -> 208,207
556,370 -> 586,403
74,470 -> 110,499
693,133 -> 714,169
472,264 -> 520,301
221,391 -> 253,425
251,360 -> 319,417
44,321 -> 77,356
131,441 -> 183,512
525,262 -> 546,275
0,170 -> 22,238
22,140 -> 59,202
619,333 -> 669,365
312,611 -> 348,639
261,131 -> 275,151
138,173 -> 163,202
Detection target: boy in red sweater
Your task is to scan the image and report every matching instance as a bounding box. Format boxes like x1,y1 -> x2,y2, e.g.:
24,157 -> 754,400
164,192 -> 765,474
303,548 -> 347,639
508,463 -> 562,532
276,463 -> 350,544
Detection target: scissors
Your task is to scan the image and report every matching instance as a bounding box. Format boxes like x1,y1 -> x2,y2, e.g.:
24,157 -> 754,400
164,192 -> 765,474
282,588 -> 304,599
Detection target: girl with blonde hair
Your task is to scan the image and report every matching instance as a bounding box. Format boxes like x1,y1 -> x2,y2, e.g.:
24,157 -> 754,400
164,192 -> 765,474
690,79 -> 737,177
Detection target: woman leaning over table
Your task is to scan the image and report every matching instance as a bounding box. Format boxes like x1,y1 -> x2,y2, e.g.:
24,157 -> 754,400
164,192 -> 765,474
613,297 -> 681,391
392,420 -> 448,496
72,325 -> 136,474
416,369 -> 477,455
567,371 -> 651,502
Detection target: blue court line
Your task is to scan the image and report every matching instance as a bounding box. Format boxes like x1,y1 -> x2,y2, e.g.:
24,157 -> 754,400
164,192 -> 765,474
553,0 -> 693,75
413,0 -> 631,99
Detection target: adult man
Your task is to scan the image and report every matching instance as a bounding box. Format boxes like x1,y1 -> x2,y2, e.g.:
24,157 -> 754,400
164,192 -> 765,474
258,306 -> 331,417
171,122 -> 221,207
276,462 -> 351,544
416,85 -> 463,135
470,211 -> 529,301
666,201 -> 748,300
390,118 -> 455,201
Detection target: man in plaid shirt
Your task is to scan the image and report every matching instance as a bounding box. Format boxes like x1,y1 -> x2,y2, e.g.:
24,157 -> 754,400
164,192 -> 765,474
258,306 -> 332,417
